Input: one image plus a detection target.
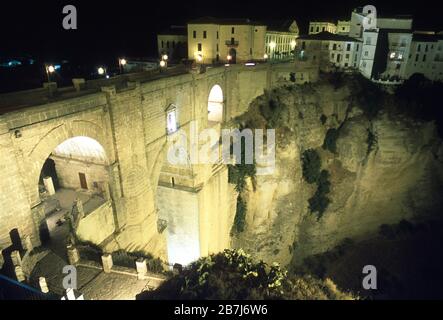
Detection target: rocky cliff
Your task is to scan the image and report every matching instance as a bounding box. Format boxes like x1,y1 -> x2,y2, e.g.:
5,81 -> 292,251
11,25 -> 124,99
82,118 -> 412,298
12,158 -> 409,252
231,76 -> 443,267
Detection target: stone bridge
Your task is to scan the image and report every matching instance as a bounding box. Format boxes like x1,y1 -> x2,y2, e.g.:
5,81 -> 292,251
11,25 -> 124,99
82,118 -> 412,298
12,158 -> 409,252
0,62 -> 298,265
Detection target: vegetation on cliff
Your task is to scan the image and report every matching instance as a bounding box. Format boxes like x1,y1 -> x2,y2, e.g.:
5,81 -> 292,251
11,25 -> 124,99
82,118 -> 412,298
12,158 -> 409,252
136,249 -> 355,300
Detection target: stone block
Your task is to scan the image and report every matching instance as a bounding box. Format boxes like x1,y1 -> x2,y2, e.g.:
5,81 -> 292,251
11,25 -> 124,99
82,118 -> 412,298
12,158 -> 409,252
11,250 -> 22,266
72,78 -> 86,92
67,245 -> 80,265
101,253 -> 113,273
15,265 -> 25,282
136,258 -> 148,280
39,277 -> 49,293
43,176 -> 55,195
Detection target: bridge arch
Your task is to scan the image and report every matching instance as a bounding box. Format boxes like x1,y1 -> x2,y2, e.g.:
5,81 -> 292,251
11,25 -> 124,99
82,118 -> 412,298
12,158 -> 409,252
28,120 -> 111,207
207,84 -> 224,124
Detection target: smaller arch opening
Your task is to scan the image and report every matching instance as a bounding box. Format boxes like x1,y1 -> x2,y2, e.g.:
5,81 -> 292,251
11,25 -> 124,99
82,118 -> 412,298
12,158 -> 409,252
208,85 -> 223,125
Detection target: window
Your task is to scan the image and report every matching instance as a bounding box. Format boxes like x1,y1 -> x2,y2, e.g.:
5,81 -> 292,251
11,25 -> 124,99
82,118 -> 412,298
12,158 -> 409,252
333,43 -> 337,50
356,44 -> 359,51
322,27 -> 325,31
216,43 -> 219,52
345,63 -> 349,67
310,27 -> 313,33
231,37 -> 235,44
417,44 -> 421,52
316,27 -> 319,32
232,27 -> 235,34
347,43 -> 351,51
166,106 -> 178,134
203,31 -> 207,39
167,41 -> 169,49
193,30 -> 196,38
415,54 -> 419,62
345,54 -> 350,59
217,31 -> 219,39
366,37 -> 371,45
161,40 -> 164,48
250,48 -> 252,54
198,43 -> 202,51
423,54 -> 427,62
364,51 -> 369,56
342,27 -> 345,30
425,44 -> 429,52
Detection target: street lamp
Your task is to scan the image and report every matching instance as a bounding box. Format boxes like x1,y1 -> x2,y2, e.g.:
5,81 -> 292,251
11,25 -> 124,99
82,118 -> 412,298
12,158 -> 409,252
196,54 -> 203,62
159,60 -> 166,68
264,53 -> 268,60
162,54 -> 168,61
98,67 -> 106,75
227,55 -> 232,62
45,65 -> 55,82
119,58 -> 127,74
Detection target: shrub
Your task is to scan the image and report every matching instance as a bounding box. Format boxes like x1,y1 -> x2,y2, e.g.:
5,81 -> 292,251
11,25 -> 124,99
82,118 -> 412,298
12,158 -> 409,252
322,128 -> 340,154
320,114 -> 327,125
308,170 -> 331,219
136,249 -> 356,300
301,149 -> 321,184
231,196 -> 247,235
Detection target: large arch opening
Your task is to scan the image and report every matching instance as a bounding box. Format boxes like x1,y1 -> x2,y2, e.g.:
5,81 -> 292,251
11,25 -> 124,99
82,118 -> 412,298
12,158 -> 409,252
37,136 -> 110,256
207,84 -> 224,125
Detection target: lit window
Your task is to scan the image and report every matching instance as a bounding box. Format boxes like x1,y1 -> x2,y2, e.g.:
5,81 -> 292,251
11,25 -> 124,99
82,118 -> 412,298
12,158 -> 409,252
166,105 -> 178,134
390,52 -> 396,59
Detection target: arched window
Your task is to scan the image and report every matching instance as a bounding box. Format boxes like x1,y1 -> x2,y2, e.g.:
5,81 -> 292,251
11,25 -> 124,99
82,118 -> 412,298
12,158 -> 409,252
166,104 -> 178,134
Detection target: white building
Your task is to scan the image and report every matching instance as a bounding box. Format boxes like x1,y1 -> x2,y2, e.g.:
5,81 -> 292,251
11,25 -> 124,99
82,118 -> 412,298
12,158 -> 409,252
337,20 -> 351,35
157,26 -> 188,61
265,20 -> 299,60
405,33 -> 443,81
296,32 -> 362,72
309,21 -> 337,34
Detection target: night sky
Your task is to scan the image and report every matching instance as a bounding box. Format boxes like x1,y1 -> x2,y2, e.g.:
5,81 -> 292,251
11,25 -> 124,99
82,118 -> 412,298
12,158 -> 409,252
1,0 -> 441,64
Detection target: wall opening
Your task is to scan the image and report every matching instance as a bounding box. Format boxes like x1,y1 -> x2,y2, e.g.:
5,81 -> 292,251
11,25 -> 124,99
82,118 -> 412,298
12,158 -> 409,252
207,84 -> 224,124
37,136 -> 110,255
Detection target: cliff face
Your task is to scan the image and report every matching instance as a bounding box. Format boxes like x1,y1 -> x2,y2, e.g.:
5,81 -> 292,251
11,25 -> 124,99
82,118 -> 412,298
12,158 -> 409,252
232,80 -> 443,267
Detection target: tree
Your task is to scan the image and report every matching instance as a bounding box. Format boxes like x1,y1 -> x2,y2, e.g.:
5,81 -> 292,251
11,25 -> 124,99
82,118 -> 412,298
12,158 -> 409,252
301,149 -> 321,184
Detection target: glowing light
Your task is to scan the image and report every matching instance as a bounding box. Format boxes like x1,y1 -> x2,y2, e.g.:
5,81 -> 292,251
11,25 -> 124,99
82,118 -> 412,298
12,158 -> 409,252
119,58 -> 127,66
167,109 -> 178,134
196,54 -> 203,62
162,54 -> 168,61
224,64 -> 230,67
160,60 -> 166,67
106,75 -> 110,79
390,52 -> 396,59
208,85 -> 223,123
263,53 -> 268,59
245,62 -> 256,66
291,40 -> 297,48
269,41 -> 276,49
47,65 -> 55,73
227,55 -> 232,61
98,67 -> 105,75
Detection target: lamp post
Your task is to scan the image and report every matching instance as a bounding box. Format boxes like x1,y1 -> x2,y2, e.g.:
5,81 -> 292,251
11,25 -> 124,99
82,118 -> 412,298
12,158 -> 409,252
119,58 -> 127,74
98,67 -> 106,77
45,65 -> 55,82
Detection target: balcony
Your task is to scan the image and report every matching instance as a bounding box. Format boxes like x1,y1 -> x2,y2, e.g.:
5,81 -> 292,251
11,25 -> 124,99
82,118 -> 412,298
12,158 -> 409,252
225,40 -> 239,47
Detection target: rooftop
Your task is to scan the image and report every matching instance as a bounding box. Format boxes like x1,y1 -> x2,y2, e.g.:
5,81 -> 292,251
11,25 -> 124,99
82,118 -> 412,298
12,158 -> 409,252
265,20 -> 297,32
158,25 -> 187,36
297,31 -> 361,42
188,17 -> 265,26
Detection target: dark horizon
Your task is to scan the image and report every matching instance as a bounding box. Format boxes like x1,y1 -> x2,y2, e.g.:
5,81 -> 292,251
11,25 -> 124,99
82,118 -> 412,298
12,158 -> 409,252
1,0 -> 442,64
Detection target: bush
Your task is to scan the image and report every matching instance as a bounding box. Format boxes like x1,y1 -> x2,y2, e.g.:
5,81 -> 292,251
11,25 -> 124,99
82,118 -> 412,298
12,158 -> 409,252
111,250 -> 164,273
301,149 -> 321,184
231,196 -> 247,235
322,128 -> 340,154
136,249 -> 356,300
320,114 -> 327,125
308,170 -> 331,219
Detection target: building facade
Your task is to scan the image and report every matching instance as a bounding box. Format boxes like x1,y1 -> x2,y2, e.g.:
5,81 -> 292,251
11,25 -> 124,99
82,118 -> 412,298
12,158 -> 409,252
157,26 -> 188,62
337,20 -> 351,35
187,17 -> 266,64
296,32 -> 362,73
309,21 -> 337,34
265,20 -> 299,60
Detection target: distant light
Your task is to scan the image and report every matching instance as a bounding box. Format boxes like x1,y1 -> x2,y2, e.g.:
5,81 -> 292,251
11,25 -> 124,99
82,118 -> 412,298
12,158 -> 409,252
263,53 -> 268,59
291,40 -> 297,48
162,54 -> 168,61
98,67 -> 105,75
196,54 -> 203,62
224,64 -> 230,67
269,42 -> 276,49
54,65 -> 61,70
120,58 -> 127,66
47,65 -> 55,73
160,60 -> 166,67
227,55 -> 232,61
106,75 -> 110,79
245,62 -> 255,66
